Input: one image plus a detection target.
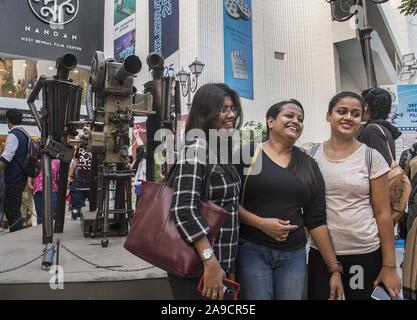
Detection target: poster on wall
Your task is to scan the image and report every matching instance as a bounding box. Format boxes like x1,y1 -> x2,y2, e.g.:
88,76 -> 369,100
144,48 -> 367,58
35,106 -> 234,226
149,0 -> 179,61
381,84 -> 417,159
223,0 -> 254,100
0,0 -> 104,66
113,0 -> 136,60
387,84 -> 417,131
114,30 -> 136,61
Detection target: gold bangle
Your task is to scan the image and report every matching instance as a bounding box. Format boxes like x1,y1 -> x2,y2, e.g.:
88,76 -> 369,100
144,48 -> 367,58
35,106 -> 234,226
382,264 -> 397,269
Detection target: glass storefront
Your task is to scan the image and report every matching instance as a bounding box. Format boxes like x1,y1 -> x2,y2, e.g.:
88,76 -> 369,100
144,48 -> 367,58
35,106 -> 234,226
0,56 -> 90,101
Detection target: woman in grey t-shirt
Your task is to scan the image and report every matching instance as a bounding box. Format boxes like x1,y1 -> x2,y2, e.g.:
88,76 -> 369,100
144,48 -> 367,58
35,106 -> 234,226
308,92 -> 401,300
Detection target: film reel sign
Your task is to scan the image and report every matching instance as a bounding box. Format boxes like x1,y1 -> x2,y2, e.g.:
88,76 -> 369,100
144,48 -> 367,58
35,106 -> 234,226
237,0 -> 251,20
225,0 -> 241,19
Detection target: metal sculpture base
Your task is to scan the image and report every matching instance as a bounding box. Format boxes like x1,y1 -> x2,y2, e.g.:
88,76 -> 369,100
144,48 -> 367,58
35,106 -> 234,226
81,169 -> 133,248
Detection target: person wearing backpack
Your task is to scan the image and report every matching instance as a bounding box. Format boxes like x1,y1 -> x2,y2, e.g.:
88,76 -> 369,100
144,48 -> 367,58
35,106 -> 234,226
357,88 -> 401,165
399,142 -> 417,235
0,109 -> 29,232
357,88 -> 410,223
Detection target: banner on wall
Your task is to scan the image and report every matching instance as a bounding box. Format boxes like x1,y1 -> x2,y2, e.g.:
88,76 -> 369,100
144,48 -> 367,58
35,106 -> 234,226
0,0 -> 104,66
223,0 -> 254,100
384,84 -> 417,131
113,0 -> 136,60
149,0 -> 179,60
380,84 -> 417,159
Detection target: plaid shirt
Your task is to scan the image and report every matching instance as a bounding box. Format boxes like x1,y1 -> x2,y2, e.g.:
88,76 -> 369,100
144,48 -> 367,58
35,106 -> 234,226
170,138 -> 241,273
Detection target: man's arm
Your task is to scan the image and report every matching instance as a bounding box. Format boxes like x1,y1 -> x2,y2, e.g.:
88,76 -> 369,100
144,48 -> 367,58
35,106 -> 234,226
0,133 -> 19,172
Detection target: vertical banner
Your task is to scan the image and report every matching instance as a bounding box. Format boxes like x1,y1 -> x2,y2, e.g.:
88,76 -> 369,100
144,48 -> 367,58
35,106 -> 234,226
223,0 -> 254,100
149,0 -> 179,61
113,0 -> 136,60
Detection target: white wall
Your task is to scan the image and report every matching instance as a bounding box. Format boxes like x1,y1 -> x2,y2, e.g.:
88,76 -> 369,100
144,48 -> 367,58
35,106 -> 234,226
194,0 -> 337,144
381,0 -> 417,84
106,0 -> 343,144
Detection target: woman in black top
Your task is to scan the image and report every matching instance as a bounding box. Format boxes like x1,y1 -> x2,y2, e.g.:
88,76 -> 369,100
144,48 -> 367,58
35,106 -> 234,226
357,88 -> 401,165
236,100 -> 343,300
168,83 -> 242,300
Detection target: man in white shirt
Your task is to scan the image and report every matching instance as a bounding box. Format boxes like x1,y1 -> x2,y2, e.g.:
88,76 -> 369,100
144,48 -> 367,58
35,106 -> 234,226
0,109 -> 29,232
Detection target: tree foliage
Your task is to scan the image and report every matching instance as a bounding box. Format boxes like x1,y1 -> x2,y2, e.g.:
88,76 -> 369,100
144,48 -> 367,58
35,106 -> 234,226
399,0 -> 417,16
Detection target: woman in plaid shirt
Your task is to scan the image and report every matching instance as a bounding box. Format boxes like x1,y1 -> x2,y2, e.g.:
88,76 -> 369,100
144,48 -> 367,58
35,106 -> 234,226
168,83 -> 242,300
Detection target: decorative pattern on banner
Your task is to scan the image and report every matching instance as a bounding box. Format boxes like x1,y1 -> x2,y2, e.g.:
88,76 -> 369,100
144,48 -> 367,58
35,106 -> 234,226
149,0 -> 179,60
223,0 -> 254,100
0,0 -> 104,66
113,0 -> 136,61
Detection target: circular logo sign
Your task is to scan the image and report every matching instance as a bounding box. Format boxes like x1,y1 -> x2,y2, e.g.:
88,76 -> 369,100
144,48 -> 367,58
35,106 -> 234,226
28,0 -> 79,25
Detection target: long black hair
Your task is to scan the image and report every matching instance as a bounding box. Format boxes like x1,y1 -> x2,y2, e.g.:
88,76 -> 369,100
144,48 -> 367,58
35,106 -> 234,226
361,87 -> 391,120
132,145 -> 145,171
185,83 -> 243,136
265,99 -> 318,193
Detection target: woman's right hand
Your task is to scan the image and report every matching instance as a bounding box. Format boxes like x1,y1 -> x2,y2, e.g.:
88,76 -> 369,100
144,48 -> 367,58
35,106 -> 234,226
260,218 -> 298,241
201,258 -> 226,300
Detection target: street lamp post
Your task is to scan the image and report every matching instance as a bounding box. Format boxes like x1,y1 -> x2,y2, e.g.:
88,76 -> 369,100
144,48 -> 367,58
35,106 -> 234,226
326,0 -> 390,89
176,58 -> 205,112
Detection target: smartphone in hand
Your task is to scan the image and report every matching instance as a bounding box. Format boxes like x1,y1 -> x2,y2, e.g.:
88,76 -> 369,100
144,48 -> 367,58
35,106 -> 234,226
197,276 -> 241,300
371,283 -> 402,300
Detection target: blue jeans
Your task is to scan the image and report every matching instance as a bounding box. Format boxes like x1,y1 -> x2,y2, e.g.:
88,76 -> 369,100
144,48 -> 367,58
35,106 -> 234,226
70,178 -> 90,211
236,239 -> 307,300
33,191 -> 58,225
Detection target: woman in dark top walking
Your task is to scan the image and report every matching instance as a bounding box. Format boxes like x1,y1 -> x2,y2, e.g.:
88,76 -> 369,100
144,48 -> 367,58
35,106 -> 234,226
235,99 -> 343,300
168,83 -> 242,300
357,87 -> 402,165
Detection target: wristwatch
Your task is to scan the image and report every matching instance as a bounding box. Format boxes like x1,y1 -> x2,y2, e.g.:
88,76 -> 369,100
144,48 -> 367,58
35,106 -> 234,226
200,248 -> 214,261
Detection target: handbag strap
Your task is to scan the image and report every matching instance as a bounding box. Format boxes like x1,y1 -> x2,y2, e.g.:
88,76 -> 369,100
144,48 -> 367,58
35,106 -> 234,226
369,123 -> 394,165
162,148 -> 213,200
240,143 -> 262,206
201,163 -> 213,201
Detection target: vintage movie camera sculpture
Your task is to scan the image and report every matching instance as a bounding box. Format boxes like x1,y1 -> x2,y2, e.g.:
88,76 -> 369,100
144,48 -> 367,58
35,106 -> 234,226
27,50 -> 181,255
81,51 -> 180,247
27,54 -> 82,268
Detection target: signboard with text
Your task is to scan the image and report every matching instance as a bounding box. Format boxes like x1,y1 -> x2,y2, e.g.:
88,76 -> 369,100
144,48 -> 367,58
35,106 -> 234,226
387,84 -> 417,131
0,0 -> 104,66
149,0 -> 179,60
113,0 -> 136,61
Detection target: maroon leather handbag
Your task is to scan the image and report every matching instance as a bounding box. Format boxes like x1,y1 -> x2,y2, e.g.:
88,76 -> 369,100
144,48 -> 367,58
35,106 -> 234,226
124,165 -> 228,278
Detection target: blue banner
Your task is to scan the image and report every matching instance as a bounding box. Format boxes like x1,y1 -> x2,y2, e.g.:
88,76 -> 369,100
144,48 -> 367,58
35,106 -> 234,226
223,0 -> 254,100
149,0 -> 179,59
395,84 -> 417,131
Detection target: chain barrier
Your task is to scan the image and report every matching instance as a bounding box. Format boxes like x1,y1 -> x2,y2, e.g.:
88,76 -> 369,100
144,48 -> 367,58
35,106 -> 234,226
0,216 -> 23,236
0,242 -> 154,274
0,208 -> 38,236
58,243 -> 155,273
0,245 -> 54,274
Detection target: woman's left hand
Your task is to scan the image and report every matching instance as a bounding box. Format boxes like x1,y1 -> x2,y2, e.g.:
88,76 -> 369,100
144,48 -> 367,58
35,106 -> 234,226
328,272 -> 344,300
374,267 -> 402,298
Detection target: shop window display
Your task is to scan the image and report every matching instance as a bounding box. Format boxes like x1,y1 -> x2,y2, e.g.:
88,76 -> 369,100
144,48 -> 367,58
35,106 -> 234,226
0,56 -> 89,101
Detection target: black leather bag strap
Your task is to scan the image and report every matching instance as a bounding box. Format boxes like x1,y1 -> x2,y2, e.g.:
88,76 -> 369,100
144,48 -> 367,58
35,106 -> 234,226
162,147 -> 213,200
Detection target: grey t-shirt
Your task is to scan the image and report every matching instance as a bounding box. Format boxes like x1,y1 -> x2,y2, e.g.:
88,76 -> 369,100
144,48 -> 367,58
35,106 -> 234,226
311,143 -> 390,255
